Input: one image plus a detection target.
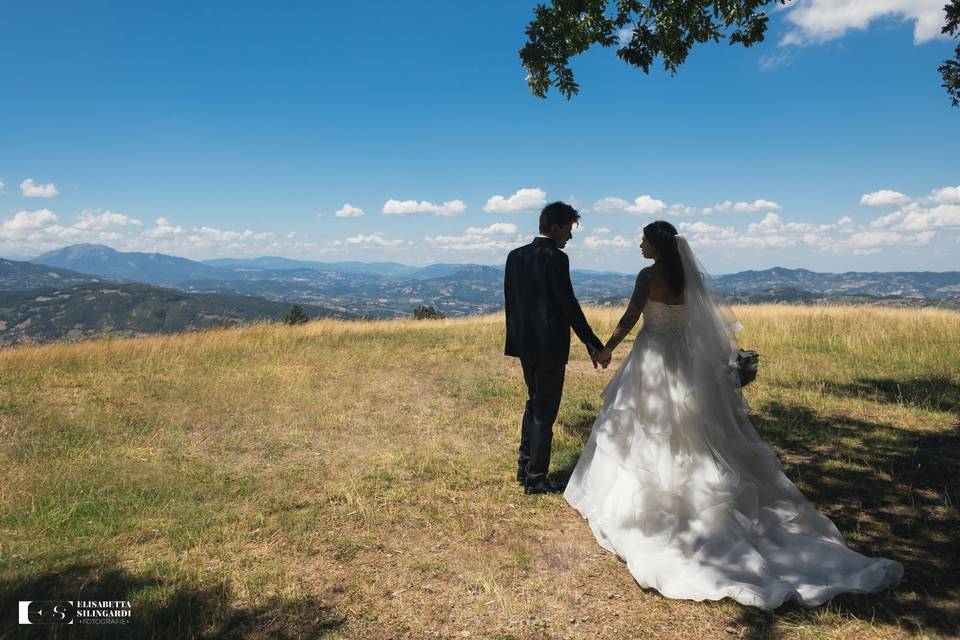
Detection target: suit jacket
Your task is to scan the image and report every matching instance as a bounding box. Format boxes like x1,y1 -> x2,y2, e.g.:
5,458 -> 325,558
503,237 -> 604,363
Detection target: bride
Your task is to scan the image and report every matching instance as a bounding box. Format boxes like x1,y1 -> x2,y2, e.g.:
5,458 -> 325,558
564,220 -> 903,610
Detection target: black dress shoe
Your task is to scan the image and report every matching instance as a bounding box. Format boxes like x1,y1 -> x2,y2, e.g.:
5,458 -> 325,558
523,479 -> 564,495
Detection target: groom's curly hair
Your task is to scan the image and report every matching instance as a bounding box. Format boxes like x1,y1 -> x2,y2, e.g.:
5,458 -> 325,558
539,201 -> 581,233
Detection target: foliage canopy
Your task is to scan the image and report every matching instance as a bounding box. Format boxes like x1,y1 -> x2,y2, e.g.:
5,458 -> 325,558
282,303 -> 309,325
520,0 -> 960,108
413,304 -> 445,320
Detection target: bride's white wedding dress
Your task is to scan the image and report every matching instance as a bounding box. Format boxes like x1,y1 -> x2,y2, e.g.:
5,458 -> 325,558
563,239 -> 903,610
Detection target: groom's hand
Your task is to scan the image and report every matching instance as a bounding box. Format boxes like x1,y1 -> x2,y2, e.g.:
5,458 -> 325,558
596,347 -> 612,369
586,345 -> 599,369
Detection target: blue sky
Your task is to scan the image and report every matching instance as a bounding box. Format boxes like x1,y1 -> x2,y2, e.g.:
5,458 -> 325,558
1,0 -> 957,274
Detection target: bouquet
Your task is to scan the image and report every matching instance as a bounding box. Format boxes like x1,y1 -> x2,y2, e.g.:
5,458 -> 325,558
731,349 -> 759,387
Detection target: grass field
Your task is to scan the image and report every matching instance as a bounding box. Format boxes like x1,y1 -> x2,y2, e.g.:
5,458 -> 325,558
1,305 -> 958,639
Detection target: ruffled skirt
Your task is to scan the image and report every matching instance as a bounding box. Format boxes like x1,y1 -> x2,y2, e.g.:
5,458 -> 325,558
563,328 -> 903,609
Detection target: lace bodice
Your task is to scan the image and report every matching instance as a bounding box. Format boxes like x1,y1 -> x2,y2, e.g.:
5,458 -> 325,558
640,300 -> 685,338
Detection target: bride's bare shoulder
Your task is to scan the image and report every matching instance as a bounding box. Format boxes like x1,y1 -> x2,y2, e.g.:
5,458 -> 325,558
634,266 -> 656,292
645,264 -> 683,303
643,263 -> 668,284
637,265 -> 655,280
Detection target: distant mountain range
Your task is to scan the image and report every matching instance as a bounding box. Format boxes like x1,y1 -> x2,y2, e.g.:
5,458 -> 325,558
29,245 -> 486,284
201,256 -> 481,280
30,244 -> 233,285
1,258 -> 111,290
2,243 -> 958,346
0,281 -> 352,346
714,266 -> 960,300
0,253 -> 35,262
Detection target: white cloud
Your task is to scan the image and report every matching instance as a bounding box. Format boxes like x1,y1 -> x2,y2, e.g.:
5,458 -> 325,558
860,189 -> 910,207
464,223 -> 518,236
592,227 -> 611,234
870,202 -> 960,232
1,209 -> 59,236
0,179 -> 5,192
679,220 -> 783,247
624,195 -> 666,215
0,210 -> 333,260
584,235 -> 634,249
593,195 -> 667,215
129,217 -> 293,257
850,230 -> 908,247
0,209 -> 91,249
868,211 -> 900,229
617,27 -> 634,45
483,188 -> 547,213
679,213 -> 860,251
382,198 -> 466,216
425,235 -> 518,252
143,216 -> 186,241
73,209 -> 143,230
782,0 -> 948,46
20,178 -> 59,198
334,203 -> 365,218
747,212 -> 853,235
592,197 -> 630,212
759,51 -> 794,70
679,221 -> 738,238
857,184 -> 960,211
425,223 -> 525,252
846,229 -> 936,255
703,199 -> 781,214
748,212 -> 792,234
335,233 -> 408,248
594,195 -> 779,217
929,185 -> 960,205
189,226 -> 275,244
666,203 -> 701,216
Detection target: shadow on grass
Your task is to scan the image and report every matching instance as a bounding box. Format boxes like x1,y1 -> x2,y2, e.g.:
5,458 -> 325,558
547,410 -> 599,487
822,375 -> 960,413
555,398 -> 959,638
733,402 -> 960,638
0,561 -> 345,639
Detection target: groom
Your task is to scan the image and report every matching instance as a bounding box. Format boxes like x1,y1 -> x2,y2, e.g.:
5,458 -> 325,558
504,201 -> 607,495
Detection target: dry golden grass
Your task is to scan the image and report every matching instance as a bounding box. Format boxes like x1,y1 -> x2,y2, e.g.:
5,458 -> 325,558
1,305 -> 958,639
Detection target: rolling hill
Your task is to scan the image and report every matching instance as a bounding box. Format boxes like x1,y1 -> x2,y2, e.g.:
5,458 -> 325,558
30,243 -> 228,285
0,258 -> 106,290
4,243 -> 957,346
0,280 -> 352,346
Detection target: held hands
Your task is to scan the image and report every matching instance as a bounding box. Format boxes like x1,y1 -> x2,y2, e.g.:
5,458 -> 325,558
596,347 -> 612,369
588,345 -> 613,369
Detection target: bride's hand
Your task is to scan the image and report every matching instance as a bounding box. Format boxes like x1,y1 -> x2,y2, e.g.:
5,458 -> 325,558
596,347 -> 612,369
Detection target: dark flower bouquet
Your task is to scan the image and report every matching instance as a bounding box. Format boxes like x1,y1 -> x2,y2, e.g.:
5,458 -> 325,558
732,349 -> 759,387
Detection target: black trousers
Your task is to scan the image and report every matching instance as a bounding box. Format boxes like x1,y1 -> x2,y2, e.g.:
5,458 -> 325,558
517,357 -> 566,485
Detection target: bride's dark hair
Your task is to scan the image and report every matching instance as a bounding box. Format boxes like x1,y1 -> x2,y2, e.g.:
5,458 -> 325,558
643,220 -> 684,296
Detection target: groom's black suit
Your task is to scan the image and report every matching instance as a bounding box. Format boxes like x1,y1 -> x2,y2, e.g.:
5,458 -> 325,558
504,236 -> 604,488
